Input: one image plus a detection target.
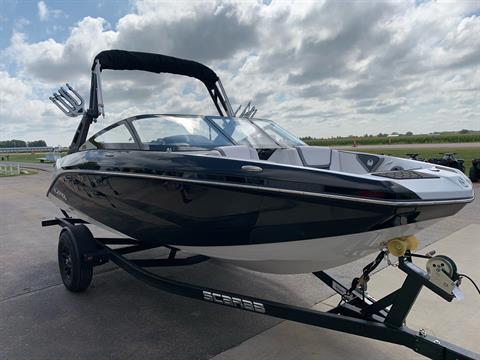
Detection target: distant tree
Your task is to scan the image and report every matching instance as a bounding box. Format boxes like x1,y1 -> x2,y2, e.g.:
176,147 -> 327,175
459,129 -> 469,134
28,140 -> 47,147
0,139 -> 27,148
405,131 -> 413,136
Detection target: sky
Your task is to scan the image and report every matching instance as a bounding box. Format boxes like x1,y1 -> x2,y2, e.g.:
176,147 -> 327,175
0,0 -> 479,146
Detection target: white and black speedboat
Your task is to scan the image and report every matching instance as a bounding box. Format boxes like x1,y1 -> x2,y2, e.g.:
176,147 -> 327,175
47,50 -> 474,274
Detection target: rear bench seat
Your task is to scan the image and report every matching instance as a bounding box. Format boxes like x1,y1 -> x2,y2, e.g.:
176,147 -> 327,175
213,145 -> 333,170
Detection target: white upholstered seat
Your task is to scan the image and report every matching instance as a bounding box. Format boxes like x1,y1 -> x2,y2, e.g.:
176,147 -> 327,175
296,146 -> 332,168
267,148 -> 304,166
215,145 -> 259,160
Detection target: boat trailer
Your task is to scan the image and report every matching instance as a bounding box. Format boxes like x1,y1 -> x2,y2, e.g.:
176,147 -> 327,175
42,216 -> 480,360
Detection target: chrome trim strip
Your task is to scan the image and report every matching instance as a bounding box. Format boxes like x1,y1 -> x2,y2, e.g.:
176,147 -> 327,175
49,169 -> 475,207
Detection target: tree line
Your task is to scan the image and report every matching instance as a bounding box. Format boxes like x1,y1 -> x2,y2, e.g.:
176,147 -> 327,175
301,129 -> 475,141
0,140 -> 47,148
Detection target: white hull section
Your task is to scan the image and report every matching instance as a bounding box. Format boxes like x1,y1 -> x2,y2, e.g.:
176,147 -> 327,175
48,193 -> 448,274
176,219 -> 439,274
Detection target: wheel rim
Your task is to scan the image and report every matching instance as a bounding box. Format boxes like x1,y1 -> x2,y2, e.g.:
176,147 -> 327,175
60,245 -> 73,282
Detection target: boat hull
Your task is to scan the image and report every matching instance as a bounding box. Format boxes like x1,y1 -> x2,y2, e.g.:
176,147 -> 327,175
48,164 -> 468,273
176,219 -> 439,273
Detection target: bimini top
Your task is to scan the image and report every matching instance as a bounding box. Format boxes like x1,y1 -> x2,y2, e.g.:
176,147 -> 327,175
51,49 -> 234,153
93,50 -> 220,90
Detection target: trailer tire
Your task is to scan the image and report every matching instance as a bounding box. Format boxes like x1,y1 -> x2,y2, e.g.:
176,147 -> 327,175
470,166 -> 478,182
58,225 -> 96,292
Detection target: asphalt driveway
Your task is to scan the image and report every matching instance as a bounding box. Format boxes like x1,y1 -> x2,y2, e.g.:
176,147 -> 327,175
0,167 -> 478,359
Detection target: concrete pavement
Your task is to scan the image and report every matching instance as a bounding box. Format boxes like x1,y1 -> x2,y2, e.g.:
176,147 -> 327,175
0,166 -> 478,359
212,224 -> 480,360
0,168 -> 335,359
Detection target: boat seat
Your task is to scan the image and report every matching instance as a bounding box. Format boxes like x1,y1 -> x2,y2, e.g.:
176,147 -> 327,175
215,145 -> 259,160
267,148 -> 303,166
296,146 -> 332,169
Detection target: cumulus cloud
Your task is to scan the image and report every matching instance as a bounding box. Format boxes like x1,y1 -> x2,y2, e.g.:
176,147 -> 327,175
7,17 -> 116,83
114,1 -> 259,62
0,71 -> 75,145
1,0 -> 479,144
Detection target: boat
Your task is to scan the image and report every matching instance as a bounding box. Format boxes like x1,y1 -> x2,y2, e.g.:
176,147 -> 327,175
47,49 -> 474,274
38,148 -> 61,163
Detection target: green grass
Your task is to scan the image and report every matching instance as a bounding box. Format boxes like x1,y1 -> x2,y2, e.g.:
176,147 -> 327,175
353,147 -> 478,175
0,152 -> 65,163
305,133 -> 480,146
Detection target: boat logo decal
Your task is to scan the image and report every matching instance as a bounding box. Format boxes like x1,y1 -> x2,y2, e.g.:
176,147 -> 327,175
457,177 -> 469,188
202,291 -> 265,313
52,187 -> 67,201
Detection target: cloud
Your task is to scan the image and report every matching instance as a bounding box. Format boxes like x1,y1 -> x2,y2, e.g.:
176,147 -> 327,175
13,17 -> 30,31
6,17 -> 116,83
0,71 -> 74,145
114,1 -> 259,62
356,99 -> 407,114
38,1 -> 63,22
38,1 -> 48,21
1,0 -> 479,144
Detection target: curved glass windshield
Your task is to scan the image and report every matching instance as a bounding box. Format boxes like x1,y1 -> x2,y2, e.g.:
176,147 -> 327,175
210,117 -> 278,148
252,119 -> 306,147
85,123 -> 138,150
133,115 -> 231,150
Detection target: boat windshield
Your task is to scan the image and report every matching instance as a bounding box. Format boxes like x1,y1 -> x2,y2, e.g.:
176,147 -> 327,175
209,117 -> 279,148
252,119 -> 306,147
132,115 -> 232,150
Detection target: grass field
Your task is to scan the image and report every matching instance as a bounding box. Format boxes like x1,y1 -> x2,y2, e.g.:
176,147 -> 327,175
305,133 -> 480,146
352,147 -> 478,175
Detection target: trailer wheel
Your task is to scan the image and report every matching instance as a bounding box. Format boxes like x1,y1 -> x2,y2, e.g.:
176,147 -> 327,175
58,225 -> 96,292
470,166 -> 478,182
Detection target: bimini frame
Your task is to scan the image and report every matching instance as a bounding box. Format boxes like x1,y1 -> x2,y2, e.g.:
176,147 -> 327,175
42,216 -> 480,360
63,50 -> 234,154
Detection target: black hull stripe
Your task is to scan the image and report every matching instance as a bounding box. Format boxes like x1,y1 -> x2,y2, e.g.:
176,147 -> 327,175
49,169 -> 474,207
